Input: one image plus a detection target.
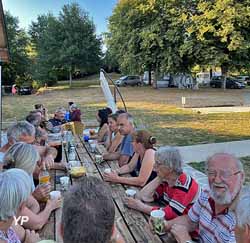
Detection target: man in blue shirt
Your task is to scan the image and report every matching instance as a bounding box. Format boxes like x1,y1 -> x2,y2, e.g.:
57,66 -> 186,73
117,113 -> 134,167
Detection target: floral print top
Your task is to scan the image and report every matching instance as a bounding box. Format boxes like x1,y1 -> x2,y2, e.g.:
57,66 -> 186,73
0,227 -> 21,243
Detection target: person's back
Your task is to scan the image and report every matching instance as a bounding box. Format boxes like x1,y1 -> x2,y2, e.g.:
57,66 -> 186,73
62,177 -> 116,243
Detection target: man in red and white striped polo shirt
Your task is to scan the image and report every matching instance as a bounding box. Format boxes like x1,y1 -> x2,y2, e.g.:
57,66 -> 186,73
164,153 -> 244,243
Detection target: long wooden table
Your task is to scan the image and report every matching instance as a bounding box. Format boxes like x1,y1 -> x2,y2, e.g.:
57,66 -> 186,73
39,135 -> 176,243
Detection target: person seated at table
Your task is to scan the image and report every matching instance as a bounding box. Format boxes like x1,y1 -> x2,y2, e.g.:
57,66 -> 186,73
3,142 -> 62,230
26,112 -> 48,145
61,176 -> 124,243
91,107 -> 112,143
233,186 -> 250,243
69,103 -> 82,122
116,112 -> 135,167
102,113 -> 124,161
0,121 -> 56,170
48,107 -> 67,132
124,146 -> 200,221
103,130 -> 157,187
163,153 -> 244,243
0,168 -> 40,243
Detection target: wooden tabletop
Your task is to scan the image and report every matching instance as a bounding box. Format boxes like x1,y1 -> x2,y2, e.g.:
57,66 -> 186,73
39,135 -> 176,243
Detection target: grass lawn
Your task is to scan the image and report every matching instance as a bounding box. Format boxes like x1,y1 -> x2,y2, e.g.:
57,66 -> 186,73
2,73 -> 250,181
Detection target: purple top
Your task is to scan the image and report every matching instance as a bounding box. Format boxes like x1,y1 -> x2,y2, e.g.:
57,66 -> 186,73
0,227 -> 21,243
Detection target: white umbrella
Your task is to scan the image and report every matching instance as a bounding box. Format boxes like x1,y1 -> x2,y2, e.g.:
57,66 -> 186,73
100,71 -> 117,113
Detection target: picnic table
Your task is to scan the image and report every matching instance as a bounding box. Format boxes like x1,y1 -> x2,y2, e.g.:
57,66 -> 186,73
39,132 -> 176,243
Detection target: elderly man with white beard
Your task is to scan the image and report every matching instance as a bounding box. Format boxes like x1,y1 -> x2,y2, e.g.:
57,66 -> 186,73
162,153 -> 244,243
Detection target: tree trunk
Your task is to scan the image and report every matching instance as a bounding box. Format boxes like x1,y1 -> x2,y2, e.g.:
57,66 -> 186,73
148,67 -> 152,86
221,65 -> 228,90
69,70 -> 72,87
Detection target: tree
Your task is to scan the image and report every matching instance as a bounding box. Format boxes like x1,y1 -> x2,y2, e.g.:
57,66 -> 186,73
58,3 -> 102,86
2,11 -> 30,85
186,0 -> 250,88
107,0 -> 198,84
29,3 -> 102,86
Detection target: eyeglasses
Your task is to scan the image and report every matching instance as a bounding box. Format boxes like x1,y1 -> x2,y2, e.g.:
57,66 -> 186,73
207,169 -> 241,180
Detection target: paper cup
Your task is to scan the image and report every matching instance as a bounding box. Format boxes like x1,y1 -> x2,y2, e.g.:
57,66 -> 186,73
95,155 -> 102,163
49,191 -> 61,200
90,143 -> 96,152
125,189 -> 137,198
104,168 -> 111,173
150,210 -> 165,235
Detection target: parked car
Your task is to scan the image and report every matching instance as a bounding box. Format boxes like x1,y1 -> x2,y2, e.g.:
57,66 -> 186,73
235,76 -> 250,85
115,75 -> 143,86
18,86 -> 33,95
210,76 -> 245,89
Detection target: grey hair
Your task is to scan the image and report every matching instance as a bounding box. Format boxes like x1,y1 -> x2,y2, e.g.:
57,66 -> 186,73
235,186 -> 250,227
118,112 -> 134,127
3,142 -> 40,175
205,153 -> 244,172
155,146 -> 183,175
0,168 -> 32,221
55,107 -> 66,113
7,121 -> 35,142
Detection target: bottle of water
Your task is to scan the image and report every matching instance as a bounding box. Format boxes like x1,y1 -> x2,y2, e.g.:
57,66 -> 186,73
68,145 -> 76,161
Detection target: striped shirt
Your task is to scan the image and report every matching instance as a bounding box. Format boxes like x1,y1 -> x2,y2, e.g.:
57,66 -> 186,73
188,190 -> 236,243
153,173 -> 199,220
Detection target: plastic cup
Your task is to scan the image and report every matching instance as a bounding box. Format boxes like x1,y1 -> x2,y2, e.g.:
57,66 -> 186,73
90,143 -> 96,153
49,191 -> 61,200
125,189 -> 137,198
104,168 -> 111,173
60,176 -> 70,190
150,210 -> 165,235
95,155 -> 103,163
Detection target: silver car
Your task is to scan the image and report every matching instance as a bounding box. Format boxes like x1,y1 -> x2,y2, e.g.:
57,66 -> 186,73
115,75 -> 143,86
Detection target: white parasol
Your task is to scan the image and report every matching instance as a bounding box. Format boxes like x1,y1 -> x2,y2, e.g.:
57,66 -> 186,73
100,71 -> 117,113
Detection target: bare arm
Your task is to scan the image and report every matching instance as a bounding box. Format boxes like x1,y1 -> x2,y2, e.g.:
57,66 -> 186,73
97,124 -> 109,143
108,133 -> 123,153
20,198 -> 61,230
103,151 -> 120,161
117,153 -> 138,175
118,155 -> 131,167
105,150 -> 155,187
137,176 -> 162,202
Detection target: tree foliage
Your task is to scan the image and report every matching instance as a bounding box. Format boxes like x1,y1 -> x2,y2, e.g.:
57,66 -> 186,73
29,3 -> 102,85
107,0 -> 250,76
2,11 -> 30,85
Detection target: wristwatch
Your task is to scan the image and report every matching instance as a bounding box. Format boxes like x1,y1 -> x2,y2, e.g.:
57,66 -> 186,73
185,241 -> 195,243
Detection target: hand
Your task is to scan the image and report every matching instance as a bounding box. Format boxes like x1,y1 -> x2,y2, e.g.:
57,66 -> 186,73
124,197 -> 145,211
33,183 -> 51,202
47,197 -> 62,211
110,226 -> 124,243
24,229 -> 40,243
103,171 -> 119,182
42,154 -> 54,169
170,224 -> 192,243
